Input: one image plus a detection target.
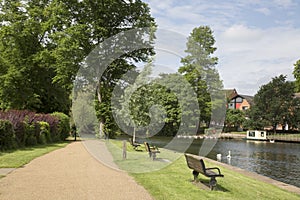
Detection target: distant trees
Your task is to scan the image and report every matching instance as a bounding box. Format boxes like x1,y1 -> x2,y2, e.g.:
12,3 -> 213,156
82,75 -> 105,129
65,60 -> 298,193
245,75 -> 299,132
293,59 -> 300,92
224,109 -> 245,132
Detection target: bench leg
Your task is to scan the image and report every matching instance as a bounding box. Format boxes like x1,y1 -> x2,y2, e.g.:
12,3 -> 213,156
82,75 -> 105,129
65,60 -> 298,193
192,170 -> 199,181
209,177 -> 217,190
152,152 -> 156,160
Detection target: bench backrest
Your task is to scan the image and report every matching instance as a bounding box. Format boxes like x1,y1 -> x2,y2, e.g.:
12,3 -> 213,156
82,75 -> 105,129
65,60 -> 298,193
144,142 -> 150,152
185,153 -> 206,174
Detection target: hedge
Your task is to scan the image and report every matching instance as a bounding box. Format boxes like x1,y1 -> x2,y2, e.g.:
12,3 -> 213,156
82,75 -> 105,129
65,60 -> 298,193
0,120 -> 16,150
51,112 -> 70,141
0,110 -> 70,150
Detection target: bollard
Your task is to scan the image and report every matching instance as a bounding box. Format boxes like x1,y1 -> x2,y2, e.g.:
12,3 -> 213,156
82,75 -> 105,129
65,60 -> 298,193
122,140 -> 127,159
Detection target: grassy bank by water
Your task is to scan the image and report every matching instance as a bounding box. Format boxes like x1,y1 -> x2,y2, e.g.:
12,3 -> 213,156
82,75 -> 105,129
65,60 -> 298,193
107,139 -> 300,200
0,141 -> 70,168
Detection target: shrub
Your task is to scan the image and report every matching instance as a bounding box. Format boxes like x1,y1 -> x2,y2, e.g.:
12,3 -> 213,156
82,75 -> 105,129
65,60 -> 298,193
0,110 -> 67,147
33,113 -> 59,141
14,121 -> 26,147
51,112 -> 70,141
37,121 -> 50,144
24,122 -> 37,146
0,120 -> 16,150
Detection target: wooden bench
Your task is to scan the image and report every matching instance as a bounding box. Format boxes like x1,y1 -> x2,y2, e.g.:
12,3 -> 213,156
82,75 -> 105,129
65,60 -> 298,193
128,137 -> 141,150
144,142 -> 160,160
184,153 -> 224,190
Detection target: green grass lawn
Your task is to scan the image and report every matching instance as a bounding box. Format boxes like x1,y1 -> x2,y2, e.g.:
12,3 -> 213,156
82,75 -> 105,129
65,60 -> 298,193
106,140 -> 182,173
0,141 -> 70,168
106,139 -> 300,200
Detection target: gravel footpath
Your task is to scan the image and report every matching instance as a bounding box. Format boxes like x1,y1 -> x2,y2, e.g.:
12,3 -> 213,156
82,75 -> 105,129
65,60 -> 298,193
0,141 -> 153,200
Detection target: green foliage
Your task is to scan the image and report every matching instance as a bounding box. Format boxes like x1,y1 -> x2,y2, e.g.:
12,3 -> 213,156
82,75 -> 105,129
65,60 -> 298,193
246,75 -> 297,132
114,62 -> 183,137
224,109 -> 246,132
24,122 -> 37,146
179,26 -> 224,127
0,120 -> 15,150
0,110 -> 68,150
14,122 -> 26,147
293,59 -> 300,92
0,0 -> 71,113
51,112 -> 70,141
72,90 -> 97,135
37,121 -> 50,144
0,0 -> 155,118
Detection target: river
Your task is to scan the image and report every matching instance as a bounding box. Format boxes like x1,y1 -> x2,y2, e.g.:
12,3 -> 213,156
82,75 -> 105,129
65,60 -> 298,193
143,137 -> 300,188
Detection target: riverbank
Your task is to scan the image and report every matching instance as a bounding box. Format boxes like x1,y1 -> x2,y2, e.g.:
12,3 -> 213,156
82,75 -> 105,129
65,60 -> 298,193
215,132 -> 300,142
106,139 -> 300,199
205,156 -> 300,195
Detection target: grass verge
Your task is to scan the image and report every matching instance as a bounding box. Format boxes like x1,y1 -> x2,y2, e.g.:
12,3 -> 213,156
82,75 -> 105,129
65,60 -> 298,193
106,139 -> 181,173
0,141 -> 70,168
107,139 -> 300,200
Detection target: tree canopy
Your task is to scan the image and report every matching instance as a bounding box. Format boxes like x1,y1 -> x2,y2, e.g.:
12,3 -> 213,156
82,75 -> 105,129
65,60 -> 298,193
179,26 -> 224,128
246,75 -> 299,132
0,0 -> 155,119
293,59 -> 300,92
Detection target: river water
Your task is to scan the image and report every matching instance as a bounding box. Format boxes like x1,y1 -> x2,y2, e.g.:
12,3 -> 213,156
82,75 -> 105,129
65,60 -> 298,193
145,137 -> 300,188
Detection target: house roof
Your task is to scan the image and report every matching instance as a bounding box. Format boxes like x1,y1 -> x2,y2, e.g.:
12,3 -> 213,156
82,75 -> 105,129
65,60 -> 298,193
224,88 -> 238,100
239,95 -> 254,105
224,88 -> 254,105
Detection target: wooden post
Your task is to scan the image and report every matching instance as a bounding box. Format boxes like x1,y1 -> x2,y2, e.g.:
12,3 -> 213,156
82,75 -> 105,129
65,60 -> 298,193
122,140 -> 127,159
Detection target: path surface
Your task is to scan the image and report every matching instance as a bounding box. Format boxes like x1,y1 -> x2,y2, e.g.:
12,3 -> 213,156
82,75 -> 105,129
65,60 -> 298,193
0,141 -> 153,200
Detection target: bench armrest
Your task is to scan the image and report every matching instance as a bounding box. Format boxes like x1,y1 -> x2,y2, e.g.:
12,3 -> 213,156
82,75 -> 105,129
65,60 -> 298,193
150,146 -> 158,150
206,167 -> 222,175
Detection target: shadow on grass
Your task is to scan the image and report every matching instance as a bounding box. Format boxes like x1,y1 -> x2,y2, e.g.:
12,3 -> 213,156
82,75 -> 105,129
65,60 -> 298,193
190,178 -> 230,192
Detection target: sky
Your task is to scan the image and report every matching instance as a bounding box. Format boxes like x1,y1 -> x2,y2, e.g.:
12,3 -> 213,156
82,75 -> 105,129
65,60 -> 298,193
143,0 -> 300,95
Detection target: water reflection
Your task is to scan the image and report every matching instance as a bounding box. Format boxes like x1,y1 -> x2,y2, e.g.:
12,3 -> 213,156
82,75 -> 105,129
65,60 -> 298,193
200,140 -> 300,188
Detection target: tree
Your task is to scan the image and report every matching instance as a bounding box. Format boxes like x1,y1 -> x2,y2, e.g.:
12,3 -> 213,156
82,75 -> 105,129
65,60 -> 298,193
224,109 -> 246,132
113,61 -> 155,140
293,59 -> 300,92
178,26 -> 224,129
79,1 -> 156,138
247,75 -> 297,132
0,0 -> 73,113
0,0 -> 156,138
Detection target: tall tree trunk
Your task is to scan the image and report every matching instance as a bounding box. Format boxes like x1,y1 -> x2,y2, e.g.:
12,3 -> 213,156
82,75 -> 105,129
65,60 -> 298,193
133,127 -> 136,143
97,84 -> 105,138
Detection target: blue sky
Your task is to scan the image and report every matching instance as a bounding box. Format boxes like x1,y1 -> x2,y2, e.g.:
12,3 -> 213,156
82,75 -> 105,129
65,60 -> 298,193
144,0 -> 300,95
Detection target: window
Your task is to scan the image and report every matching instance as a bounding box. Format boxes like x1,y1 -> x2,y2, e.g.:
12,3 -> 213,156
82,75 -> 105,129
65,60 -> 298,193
236,97 -> 243,103
248,131 -> 255,137
261,132 -> 264,137
242,106 -> 248,110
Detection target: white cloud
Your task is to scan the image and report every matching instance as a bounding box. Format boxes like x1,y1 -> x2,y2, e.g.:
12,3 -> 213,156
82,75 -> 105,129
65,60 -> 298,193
255,7 -> 272,15
216,25 -> 300,95
221,25 -> 263,44
273,0 -> 295,8
144,0 -> 300,95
